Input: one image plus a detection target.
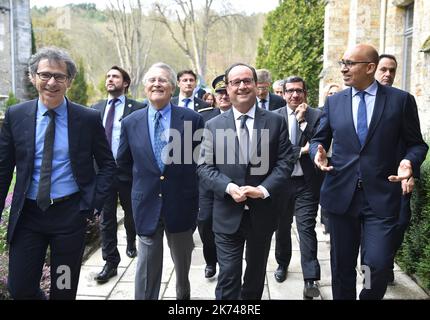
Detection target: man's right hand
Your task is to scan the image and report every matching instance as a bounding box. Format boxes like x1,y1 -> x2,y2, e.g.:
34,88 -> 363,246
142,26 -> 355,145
229,184 -> 247,203
314,144 -> 333,171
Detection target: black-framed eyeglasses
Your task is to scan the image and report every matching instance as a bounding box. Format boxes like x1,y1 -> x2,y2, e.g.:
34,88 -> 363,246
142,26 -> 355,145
228,78 -> 254,87
338,60 -> 371,68
285,89 -> 305,95
36,72 -> 68,83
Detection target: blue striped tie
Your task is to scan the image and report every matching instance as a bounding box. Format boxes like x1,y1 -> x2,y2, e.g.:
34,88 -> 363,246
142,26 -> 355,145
153,111 -> 167,171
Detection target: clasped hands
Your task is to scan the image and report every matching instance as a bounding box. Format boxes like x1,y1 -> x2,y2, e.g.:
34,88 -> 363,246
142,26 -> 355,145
230,184 -> 264,203
314,144 -> 415,195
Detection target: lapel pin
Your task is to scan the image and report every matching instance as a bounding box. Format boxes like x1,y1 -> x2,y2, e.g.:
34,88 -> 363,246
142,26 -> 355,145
128,103 -> 132,108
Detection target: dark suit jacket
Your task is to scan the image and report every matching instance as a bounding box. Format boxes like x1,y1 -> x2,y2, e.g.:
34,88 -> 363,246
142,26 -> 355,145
310,83 -> 428,217
197,107 -> 294,235
197,106 -> 221,221
276,106 -> 324,196
267,92 -> 286,111
171,96 -> 209,112
117,105 -> 205,236
0,99 -> 116,242
91,97 -> 146,124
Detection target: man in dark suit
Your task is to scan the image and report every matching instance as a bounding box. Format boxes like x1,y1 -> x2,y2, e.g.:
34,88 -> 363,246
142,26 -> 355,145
0,47 -> 116,299
91,66 -> 145,284
117,62 -> 204,300
171,69 -> 209,111
375,53 -> 415,285
255,69 -> 286,111
310,44 -> 428,300
198,63 -> 293,300
197,75 -> 232,279
274,76 -> 324,299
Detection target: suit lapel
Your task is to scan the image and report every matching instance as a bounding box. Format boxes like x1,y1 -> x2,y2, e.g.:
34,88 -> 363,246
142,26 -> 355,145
122,97 -> 133,118
67,100 -> 82,161
365,84 -> 386,146
140,108 -> 160,173
24,100 -> 38,176
250,107 -> 266,161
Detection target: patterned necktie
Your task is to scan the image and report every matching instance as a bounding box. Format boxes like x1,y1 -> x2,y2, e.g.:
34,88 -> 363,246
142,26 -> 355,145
37,109 -> 56,211
239,114 -> 250,164
105,98 -> 118,147
153,111 -> 167,171
260,99 -> 267,110
356,91 -> 368,146
183,98 -> 191,109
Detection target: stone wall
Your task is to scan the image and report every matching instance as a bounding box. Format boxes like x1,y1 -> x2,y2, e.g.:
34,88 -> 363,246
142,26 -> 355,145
320,0 -> 430,133
0,0 -> 31,101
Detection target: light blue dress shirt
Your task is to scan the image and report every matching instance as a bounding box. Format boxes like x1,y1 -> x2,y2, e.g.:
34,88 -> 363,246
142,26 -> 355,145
27,98 -> 79,200
351,80 -> 378,131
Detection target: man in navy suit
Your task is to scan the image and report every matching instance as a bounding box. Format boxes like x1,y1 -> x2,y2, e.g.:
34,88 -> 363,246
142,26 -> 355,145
310,44 -> 428,299
92,66 -> 145,284
198,63 -> 293,300
255,69 -> 286,111
0,47 -> 116,299
117,62 -> 204,300
171,69 -> 209,112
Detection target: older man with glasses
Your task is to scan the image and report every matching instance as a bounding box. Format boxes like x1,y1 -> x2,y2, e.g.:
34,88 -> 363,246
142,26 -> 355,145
255,69 -> 286,111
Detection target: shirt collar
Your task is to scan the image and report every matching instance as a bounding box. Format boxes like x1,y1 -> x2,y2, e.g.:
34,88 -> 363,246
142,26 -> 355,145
108,95 -> 125,105
37,97 -> 67,117
257,95 -> 269,102
179,94 -> 193,102
352,80 -> 378,97
148,102 -> 172,121
232,104 -> 256,121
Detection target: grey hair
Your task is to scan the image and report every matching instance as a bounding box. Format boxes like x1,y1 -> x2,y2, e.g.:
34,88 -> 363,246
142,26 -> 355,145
272,79 -> 284,89
143,62 -> 177,87
256,68 -> 272,83
28,46 -> 77,79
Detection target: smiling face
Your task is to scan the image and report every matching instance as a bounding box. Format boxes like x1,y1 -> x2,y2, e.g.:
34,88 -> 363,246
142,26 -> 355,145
226,65 -> 257,113
31,58 -> 71,109
144,67 -> 174,109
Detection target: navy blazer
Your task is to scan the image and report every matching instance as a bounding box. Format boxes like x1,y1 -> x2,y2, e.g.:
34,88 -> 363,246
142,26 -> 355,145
0,99 -> 116,242
310,83 -> 428,217
198,107 -> 294,235
117,105 -> 205,236
171,96 -> 209,112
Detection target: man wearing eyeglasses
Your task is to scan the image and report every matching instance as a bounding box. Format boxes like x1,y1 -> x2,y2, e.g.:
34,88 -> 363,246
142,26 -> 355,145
255,69 -> 286,111
117,62 -> 204,300
273,76 -> 323,299
0,47 -> 116,299
310,44 -> 428,300
198,63 -> 293,300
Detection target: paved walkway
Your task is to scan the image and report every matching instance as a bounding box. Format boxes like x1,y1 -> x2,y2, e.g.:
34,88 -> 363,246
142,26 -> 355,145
77,210 -> 429,300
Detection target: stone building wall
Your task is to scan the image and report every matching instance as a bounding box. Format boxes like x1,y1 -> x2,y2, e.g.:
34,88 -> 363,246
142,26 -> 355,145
320,0 -> 430,133
0,0 -> 31,102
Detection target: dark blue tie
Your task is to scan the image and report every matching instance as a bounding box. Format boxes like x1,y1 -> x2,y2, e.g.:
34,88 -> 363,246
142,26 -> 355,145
105,98 -> 118,148
153,111 -> 167,171
183,98 -> 191,108
356,91 -> 368,146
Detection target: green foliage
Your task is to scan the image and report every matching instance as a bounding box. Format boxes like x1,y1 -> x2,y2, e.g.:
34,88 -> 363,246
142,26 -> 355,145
68,60 -> 89,106
4,92 -> 20,109
256,0 -> 325,106
397,151 -> 430,291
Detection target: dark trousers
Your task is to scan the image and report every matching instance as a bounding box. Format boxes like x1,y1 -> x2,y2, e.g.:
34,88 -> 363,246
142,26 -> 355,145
8,194 -> 87,300
100,179 -> 136,267
214,213 -> 272,300
328,188 -> 397,300
276,177 -> 321,280
197,218 -> 217,266
391,194 -> 412,267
